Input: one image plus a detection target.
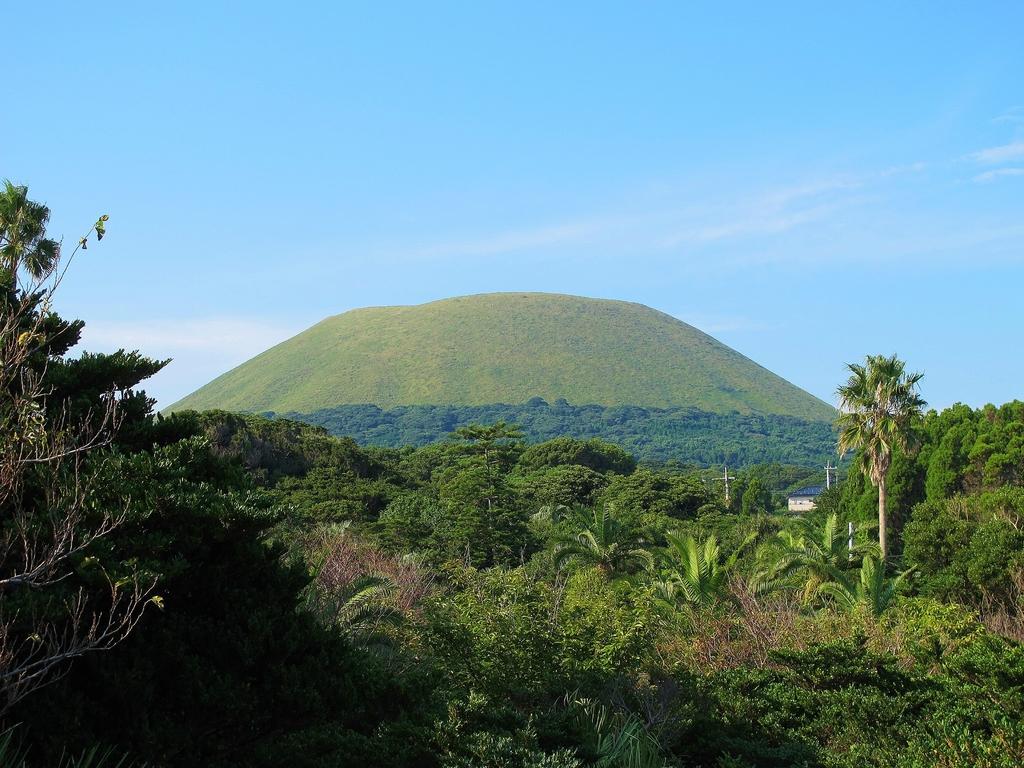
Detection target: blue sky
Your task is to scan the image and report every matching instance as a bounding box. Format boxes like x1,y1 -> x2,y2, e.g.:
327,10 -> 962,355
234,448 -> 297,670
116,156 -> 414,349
4,3 -> 1023,410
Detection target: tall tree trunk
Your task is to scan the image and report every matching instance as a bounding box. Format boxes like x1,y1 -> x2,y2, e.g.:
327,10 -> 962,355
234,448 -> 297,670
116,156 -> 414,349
877,476 -> 888,562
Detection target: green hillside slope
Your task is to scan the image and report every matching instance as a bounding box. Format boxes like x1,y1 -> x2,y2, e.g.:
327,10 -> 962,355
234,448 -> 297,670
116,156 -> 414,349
168,293 -> 835,420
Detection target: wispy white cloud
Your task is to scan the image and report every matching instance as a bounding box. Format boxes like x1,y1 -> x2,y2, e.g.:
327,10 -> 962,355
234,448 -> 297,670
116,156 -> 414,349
973,167 -> 1024,183
80,317 -> 307,408
993,107 -> 1024,125
81,317 -> 300,355
409,219 -> 613,259
853,222 -> 1024,263
403,174 -> 872,262
877,161 -> 929,177
661,176 -> 864,247
384,152 -> 1016,271
967,141 -> 1024,164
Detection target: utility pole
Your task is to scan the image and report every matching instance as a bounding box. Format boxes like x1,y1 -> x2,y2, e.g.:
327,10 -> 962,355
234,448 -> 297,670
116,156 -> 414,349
848,521 -> 854,561
825,460 -> 837,490
716,465 -> 736,503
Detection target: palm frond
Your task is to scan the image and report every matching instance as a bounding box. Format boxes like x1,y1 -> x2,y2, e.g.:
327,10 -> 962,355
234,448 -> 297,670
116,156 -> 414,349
553,506 -> 650,576
570,697 -> 668,768
815,555 -> 913,616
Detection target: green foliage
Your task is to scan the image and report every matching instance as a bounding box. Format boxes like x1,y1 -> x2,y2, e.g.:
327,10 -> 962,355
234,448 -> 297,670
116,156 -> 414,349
654,533 -> 751,608
0,180 -> 60,278
689,639 -> 930,767
304,571 -> 402,645
839,398 -> 1024,560
9,196 -> 1024,768
753,513 -> 877,604
884,598 -> 984,669
378,492 -> 451,555
923,405 -> 977,501
739,477 -> 772,516
0,185 -> 171,727
903,491 -> 1024,603
517,437 -> 637,475
675,633 -> 1024,767
172,409 -> 380,485
425,566 -> 653,712
599,469 -> 715,533
556,568 -> 656,685
569,697 -> 669,768
816,556 -> 912,617
898,634 -> 1024,767
277,465 -> 396,524
452,421 -> 525,469
433,693 -> 584,768
77,398 -> 1019,766
441,731 -> 583,768
423,568 -> 563,703
11,437 -> 423,767
554,507 -> 653,577
516,464 -> 610,511
836,353 -> 926,560
437,462 -> 531,568
836,354 -> 926,486
283,401 -> 837,467
0,730 -> 137,768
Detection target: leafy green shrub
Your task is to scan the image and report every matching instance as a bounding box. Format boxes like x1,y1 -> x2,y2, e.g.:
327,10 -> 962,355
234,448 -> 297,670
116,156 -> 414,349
517,437 -> 637,475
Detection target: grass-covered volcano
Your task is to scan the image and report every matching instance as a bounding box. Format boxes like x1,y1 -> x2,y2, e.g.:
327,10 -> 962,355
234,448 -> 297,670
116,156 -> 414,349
168,292 -> 834,421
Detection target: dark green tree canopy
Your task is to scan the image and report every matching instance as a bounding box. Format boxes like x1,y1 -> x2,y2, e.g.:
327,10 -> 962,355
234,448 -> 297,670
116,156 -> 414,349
516,436 -> 637,475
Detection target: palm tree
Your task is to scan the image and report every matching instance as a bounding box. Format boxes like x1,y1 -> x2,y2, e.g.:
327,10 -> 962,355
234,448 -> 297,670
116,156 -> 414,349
0,180 -> 61,279
654,532 -> 753,608
306,573 -> 402,646
553,507 -> 653,577
333,575 -> 402,640
302,532 -> 403,647
816,555 -> 912,617
836,354 -> 925,561
752,513 -> 879,604
531,503 -> 572,525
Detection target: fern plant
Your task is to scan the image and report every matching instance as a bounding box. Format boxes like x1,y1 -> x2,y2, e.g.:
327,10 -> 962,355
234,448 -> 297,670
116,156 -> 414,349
654,532 -> 753,608
816,556 -> 913,616
751,513 -> 879,604
0,730 -> 139,768
569,697 -> 669,768
553,507 -> 653,578
305,573 -> 402,645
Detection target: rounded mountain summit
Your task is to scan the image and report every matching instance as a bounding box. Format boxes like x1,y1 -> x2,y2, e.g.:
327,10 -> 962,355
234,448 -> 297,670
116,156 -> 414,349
168,293 -> 835,421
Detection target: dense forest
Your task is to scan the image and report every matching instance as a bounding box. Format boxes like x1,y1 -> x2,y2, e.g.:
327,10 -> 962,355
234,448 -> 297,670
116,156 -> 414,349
276,401 -> 836,468
3,186 -> 1024,767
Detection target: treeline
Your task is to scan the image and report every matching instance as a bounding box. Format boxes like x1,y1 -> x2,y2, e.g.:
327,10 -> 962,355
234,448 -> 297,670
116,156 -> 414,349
12,385 -> 1024,766
60,402 -> 1017,768
830,399 -> 1024,607
275,399 -> 837,467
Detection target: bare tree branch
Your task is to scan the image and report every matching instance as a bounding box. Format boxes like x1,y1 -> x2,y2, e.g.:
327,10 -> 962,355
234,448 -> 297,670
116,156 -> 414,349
0,199 -> 152,713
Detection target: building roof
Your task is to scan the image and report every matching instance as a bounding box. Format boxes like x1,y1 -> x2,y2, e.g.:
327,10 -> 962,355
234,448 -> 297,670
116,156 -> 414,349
788,485 -> 826,499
